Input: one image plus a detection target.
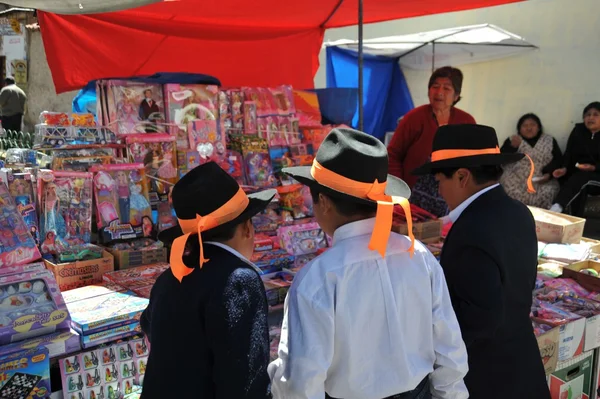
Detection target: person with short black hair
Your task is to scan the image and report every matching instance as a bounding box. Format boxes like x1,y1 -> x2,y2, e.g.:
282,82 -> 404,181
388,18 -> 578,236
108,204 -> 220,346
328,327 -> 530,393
0,76 -> 26,132
140,162 -> 276,399
413,124 -> 550,399
269,127 -> 469,399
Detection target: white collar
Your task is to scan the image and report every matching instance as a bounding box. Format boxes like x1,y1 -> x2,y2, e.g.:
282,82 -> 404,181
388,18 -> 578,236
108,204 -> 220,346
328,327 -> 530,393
332,218 -> 377,245
446,184 -> 500,224
204,241 -> 262,275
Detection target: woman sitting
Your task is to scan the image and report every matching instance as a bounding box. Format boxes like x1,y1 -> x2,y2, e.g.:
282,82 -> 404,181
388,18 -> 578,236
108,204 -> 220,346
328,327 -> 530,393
500,113 -> 562,209
550,102 -> 600,215
387,66 -> 475,217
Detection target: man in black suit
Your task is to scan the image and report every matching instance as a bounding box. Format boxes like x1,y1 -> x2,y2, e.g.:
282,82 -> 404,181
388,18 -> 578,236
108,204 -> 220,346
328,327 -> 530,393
413,124 -> 550,399
139,89 -> 160,132
140,162 -> 276,399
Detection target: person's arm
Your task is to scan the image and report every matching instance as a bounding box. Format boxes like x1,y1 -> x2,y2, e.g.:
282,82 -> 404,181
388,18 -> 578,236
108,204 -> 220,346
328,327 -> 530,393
206,268 -> 271,399
427,253 -> 469,399
500,138 -> 517,154
0,88 -> 9,109
542,138 -> 564,175
562,128 -> 578,173
268,279 -> 334,399
451,246 -> 504,347
387,115 -> 417,180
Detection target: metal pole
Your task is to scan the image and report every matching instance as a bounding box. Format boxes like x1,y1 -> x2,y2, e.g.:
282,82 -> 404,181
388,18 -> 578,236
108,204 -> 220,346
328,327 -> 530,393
358,0 -> 364,131
432,41 -> 435,74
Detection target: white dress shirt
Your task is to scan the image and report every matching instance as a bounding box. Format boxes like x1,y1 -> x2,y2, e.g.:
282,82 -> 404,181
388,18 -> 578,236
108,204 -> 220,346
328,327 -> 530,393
268,218 -> 468,399
444,183 -> 500,224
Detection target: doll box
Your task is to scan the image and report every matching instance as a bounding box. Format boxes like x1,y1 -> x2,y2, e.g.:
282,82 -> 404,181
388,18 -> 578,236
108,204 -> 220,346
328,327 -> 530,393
106,246 -> 167,270
0,269 -> 71,346
44,250 -> 115,291
66,289 -> 148,334
528,206 -> 586,244
548,350 -> 593,399
0,347 -> 51,398
277,222 -> 329,256
102,263 -> 169,283
0,328 -> 80,359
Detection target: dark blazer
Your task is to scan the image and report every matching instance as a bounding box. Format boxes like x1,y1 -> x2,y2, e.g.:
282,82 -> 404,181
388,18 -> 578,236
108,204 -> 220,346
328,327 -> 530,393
139,99 -> 159,121
440,186 -> 549,399
140,244 -> 271,399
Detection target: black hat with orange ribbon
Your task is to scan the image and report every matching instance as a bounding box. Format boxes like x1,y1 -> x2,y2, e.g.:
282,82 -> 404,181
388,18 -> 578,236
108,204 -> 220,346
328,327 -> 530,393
158,162 -> 276,282
282,127 -> 416,258
412,124 -> 536,192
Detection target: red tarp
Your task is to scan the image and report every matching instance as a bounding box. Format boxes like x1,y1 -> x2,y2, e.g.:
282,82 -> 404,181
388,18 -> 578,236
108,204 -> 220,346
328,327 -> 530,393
38,0 -> 522,93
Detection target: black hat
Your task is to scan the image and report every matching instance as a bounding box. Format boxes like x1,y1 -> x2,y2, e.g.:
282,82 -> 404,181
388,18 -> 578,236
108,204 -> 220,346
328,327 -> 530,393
412,124 -> 524,175
282,128 -> 410,205
158,162 -> 276,244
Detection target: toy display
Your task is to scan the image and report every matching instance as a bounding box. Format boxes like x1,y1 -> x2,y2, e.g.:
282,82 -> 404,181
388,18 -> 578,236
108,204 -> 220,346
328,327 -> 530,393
103,264 -> 169,284
91,164 -> 153,243
230,136 -> 276,188
188,120 -> 226,164
277,222 -> 329,256
5,171 -> 40,245
251,249 -> 294,275
277,184 -> 313,220
0,269 -> 70,345
38,170 -> 93,259
0,347 -> 50,398
126,134 -> 178,206
110,81 -> 166,134
0,181 -> 41,267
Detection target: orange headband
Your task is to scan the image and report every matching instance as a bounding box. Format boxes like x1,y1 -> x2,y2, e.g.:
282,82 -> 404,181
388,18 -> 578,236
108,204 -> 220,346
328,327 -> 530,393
431,146 -> 536,194
310,160 -> 414,258
170,187 -> 250,282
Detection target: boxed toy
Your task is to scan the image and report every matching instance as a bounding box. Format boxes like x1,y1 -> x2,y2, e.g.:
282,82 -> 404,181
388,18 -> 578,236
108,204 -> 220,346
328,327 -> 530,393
106,241 -> 167,270
81,322 -> 143,348
4,170 -> 40,246
0,346 -> 50,398
61,282 -> 127,304
0,269 -> 71,345
278,222 -> 329,256
0,262 -> 45,277
44,250 -> 115,291
102,263 -> 169,284
0,329 -> 80,359
91,164 -> 154,244
111,81 -> 166,135
0,181 -> 42,267
251,249 -> 294,275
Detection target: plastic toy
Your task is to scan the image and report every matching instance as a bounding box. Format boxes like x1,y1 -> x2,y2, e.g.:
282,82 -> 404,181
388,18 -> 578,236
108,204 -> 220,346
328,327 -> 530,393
278,222 -> 329,256
5,171 -> 40,246
111,81 -> 166,134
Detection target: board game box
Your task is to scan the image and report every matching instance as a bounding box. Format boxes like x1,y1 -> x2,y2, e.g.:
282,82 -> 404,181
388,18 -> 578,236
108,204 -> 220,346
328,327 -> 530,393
0,346 -> 50,398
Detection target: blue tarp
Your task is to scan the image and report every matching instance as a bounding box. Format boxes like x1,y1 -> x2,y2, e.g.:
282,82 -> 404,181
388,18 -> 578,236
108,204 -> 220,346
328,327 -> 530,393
325,46 -> 414,140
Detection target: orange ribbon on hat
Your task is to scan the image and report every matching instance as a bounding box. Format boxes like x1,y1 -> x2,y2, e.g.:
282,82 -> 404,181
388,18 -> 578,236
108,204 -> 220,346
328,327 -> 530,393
170,187 -> 249,282
310,160 -> 414,258
431,146 -> 536,194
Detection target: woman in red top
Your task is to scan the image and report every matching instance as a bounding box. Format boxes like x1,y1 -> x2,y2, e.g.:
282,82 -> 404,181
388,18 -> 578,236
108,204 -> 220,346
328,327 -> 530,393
387,66 -> 475,216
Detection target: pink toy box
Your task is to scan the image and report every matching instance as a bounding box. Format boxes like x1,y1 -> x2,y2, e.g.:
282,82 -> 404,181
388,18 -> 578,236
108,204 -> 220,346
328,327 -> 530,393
0,182 -> 41,267
0,328 -> 81,359
0,269 -> 71,345
0,262 -> 45,277
188,119 -> 226,164
110,80 -> 166,135
277,222 -> 329,256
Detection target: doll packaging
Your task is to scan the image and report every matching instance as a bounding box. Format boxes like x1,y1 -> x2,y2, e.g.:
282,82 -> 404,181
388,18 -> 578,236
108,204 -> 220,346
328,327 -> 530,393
109,81 -> 166,135
126,134 -> 178,207
188,119 -> 226,164
229,136 -> 276,188
91,164 -> 154,244
4,170 -> 40,246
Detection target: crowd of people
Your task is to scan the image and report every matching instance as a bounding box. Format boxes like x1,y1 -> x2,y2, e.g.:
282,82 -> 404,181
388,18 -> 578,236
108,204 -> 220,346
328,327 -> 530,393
387,66 -> 600,218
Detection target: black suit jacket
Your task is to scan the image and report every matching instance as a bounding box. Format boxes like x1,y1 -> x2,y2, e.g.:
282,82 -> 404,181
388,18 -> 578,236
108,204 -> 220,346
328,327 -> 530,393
440,186 -> 549,399
140,244 -> 271,399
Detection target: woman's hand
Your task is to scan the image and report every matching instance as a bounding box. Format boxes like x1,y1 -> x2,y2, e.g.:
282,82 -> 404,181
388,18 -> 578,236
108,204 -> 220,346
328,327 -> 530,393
553,168 -> 567,178
577,163 -> 596,172
510,135 -> 522,148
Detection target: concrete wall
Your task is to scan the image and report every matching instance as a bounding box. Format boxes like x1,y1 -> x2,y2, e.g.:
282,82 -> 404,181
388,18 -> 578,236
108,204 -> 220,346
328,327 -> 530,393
25,30 -> 77,131
315,0 -> 600,147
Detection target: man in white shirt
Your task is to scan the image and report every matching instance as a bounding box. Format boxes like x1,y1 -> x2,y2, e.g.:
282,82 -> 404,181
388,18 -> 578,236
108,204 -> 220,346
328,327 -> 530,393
269,128 -> 469,399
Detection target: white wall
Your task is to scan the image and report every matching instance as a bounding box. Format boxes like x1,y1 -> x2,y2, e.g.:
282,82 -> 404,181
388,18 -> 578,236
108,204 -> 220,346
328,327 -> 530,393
315,0 -> 600,148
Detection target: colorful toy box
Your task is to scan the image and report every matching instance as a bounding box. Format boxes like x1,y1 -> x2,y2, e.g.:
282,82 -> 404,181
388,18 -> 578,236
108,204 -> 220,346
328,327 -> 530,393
102,263 -> 169,284
81,322 -> 143,349
110,81 -> 166,135
251,249 -> 294,275
43,250 -> 115,291
0,181 -> 42,267
0,329 -> 81,359
0,346 -> 50,398
0,269 -> 71,345
0,262 -> 45,277
277,222 -> 329,256
4,170 -> 40,246
262,272 -> 294,306
61,282 -> 127,304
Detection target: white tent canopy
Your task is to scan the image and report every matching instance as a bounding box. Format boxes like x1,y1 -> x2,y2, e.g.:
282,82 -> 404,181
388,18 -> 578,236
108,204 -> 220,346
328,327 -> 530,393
325,24 -> 537,70
2,0 -> 161,14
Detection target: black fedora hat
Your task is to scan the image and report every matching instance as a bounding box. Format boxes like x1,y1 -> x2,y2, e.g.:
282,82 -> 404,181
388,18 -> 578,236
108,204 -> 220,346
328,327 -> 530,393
283,128 -> 410,205
412,124 -> 524,175
158,162 -> 276,245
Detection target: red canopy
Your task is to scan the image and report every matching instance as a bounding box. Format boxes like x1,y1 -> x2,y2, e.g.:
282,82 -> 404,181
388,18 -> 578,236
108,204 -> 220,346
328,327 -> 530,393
38,0 -> 522,93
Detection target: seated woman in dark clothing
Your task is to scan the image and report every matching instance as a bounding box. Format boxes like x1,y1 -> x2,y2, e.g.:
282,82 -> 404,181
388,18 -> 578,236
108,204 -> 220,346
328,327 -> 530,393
550,102 -> 600,215
500,113 -> 562,209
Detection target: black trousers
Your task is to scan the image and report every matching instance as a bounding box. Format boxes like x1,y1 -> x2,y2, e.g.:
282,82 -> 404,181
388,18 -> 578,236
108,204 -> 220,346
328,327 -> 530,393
555,171 -> 600,216
1,113 -> 22,132
325,377 -> 430,399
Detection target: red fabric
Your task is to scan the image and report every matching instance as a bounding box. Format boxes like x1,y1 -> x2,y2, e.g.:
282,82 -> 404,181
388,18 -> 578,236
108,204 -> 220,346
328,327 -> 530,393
387,104 -> 476,188
38,0 -> 523,93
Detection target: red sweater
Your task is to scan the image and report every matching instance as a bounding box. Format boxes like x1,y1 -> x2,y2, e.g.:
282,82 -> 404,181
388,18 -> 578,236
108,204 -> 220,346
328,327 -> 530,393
387,104 -> 475,188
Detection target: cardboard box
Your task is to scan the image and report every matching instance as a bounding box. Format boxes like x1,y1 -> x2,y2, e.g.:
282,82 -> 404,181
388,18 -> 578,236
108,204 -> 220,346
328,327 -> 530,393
562,260 -> 600,292
107,247 -> 167,270
582,237 -> 600,254
44,250 -> 115,291
559,318 -> 586,362
549,350 -> 594,399
393,219 -> 443,241
529,206 -> 586,244
537,326 -> 560,374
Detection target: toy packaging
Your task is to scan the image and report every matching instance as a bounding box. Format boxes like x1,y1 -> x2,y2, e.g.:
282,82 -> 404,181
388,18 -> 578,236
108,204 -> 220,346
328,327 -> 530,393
59,335 -> 149,398
219,90 -> 232,138
164,84 -> 219,149
91,164 -> 154,243
0,346 -> 50,398
188,120 -> 226,164
215,150 -> 246,186
37,170 -> 94,257
103,263 -> 169,284
176,149 -> 200,178
0,181 -> 42,267
252,201 -> 281,234
0,262 -> 45,278
0,329 -> 81,359
251,249 -> 294,275
277,184 -> 313,220
0,269 -> 71,345
111,81 -> 166,135
126,134 -> 178,207
5,170 -> 40,246
278,222 -> 329,256
228,89 -> 245,135
81,322 -> 143,348
262,271 -> 294,305
230,136 -> 276,188
61,282 -> 127,304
